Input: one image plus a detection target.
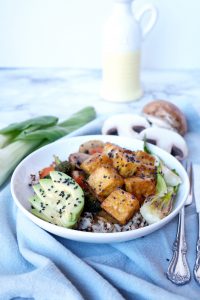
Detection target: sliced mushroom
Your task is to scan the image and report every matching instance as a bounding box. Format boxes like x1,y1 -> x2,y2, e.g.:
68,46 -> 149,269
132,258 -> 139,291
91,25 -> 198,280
69,153 -> 90,168
139,127 -> 188,160
79,140 -> 105,154
102,114 -> 150,138
144,115 -> 175,131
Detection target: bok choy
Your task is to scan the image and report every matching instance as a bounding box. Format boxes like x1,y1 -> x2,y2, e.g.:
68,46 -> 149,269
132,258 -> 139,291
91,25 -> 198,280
140,159 -> 182,224
0,106 -> 96,186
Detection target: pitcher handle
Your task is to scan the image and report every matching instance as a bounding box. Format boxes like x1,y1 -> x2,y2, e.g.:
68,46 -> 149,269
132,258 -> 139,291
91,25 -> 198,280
134,3 -> 158,38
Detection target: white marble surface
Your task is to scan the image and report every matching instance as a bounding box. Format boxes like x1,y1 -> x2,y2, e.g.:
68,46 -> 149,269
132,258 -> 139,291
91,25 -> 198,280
0,68 -> 200,161
0,68 -> 200,120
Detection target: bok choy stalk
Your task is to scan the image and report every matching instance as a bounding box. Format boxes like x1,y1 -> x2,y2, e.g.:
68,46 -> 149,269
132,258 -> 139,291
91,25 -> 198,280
15,107 -> 96,142
140,161 -> 182,224
0,116 -> 58,149
0,133 -> 15,148
0,107 -> 96,186
0,140 -> 41,186
140,188 -> 175,224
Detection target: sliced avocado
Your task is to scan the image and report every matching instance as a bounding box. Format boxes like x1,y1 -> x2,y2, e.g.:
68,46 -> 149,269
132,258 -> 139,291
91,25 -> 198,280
29,194 -> 63,226
39,178 -> 62,198
29,171 -> 84,228
49,171 -> 84,206
32,183 -> 56,209
31,208 -> 50,223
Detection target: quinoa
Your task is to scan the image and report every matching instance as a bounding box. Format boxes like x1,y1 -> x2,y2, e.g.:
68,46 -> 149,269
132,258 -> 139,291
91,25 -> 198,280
28,174 -> 39,186
76,211 -> 148,233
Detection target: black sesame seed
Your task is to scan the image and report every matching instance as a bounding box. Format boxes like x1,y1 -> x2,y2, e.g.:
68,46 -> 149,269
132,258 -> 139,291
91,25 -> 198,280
59,191 -> 65,198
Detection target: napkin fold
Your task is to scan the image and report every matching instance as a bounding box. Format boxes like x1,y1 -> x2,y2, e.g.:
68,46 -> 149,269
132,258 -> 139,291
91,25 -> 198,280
0,117 -> 200,300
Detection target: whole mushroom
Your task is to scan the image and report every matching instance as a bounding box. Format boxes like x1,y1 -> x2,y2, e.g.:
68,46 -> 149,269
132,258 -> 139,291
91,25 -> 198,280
142,100 -> 187,136
102,114 -> 150,138
139,127 -> 188,160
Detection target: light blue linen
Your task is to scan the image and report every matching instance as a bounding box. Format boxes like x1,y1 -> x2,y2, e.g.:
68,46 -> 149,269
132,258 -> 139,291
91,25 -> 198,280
0,115 -> 200,300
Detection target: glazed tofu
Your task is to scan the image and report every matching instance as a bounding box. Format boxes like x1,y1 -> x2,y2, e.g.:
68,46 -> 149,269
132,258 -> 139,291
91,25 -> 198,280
135,164 -> 156,179
135,151 -> 155,167
80,153 -> 112,174
101,188 -> 140,225
87,166 -> 124,201
125,176 -> 156,204
103,143 -> 138,177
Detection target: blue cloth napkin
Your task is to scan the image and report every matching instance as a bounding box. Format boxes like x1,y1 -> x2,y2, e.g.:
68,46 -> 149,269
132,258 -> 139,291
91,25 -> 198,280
0,116 -> 200,300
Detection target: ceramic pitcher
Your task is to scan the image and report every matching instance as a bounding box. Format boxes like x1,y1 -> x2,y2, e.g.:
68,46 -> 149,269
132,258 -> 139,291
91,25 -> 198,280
101,0 -> 158,102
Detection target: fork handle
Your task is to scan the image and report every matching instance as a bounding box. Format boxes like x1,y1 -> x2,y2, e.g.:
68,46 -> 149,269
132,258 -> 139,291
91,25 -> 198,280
194,213 -> 200,284
167,206 -> 191,285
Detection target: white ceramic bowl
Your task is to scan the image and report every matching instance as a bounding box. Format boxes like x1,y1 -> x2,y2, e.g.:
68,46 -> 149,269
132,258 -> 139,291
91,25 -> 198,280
11,135 -> 189,243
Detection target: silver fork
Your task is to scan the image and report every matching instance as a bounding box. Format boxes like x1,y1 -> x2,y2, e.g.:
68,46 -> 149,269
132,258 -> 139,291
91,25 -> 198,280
167,161 -> 193,285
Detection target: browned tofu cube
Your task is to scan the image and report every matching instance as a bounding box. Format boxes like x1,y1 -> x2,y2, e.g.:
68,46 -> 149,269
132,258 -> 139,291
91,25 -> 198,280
87,166 -> 124,201
135,164 -> 156,179
103,144 -> 156,178
135,151 -> 155,166
103,143 -> 138,177
101,188 -> 140,225
80,153 -> 112,174
125,176 -> 156,204
103,142 -> 120,157
113,150 -> 139,177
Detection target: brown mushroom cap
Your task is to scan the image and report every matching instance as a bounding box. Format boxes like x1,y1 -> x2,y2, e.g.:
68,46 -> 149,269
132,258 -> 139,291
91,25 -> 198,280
142,100 -> 187,136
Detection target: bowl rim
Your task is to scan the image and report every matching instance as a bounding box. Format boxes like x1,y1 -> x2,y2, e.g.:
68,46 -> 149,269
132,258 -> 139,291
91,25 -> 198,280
11,135 -> 190,241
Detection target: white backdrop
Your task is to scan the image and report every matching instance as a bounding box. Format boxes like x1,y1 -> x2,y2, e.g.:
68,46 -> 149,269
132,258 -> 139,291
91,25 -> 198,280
0,0 -> 199,69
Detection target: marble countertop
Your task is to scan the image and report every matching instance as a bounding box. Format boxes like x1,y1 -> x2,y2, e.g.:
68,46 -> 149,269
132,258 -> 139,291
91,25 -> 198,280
0,68 -> 200,161
0,68 -> 200,122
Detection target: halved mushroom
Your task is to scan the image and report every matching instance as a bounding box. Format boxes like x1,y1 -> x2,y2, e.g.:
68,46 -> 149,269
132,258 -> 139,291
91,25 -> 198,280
139,127 -> 188,160
144,115 -> 175,131
102,114 -> 150,138
69,153 -> 90,169
79,140 -> 104,154
142,100 -> 187,136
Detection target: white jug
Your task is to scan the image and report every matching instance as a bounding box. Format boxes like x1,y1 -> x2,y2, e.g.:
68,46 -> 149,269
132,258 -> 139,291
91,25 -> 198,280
101,0 -> 157,102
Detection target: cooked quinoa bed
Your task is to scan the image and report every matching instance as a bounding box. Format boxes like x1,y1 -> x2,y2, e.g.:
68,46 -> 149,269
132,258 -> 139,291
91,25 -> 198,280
75,211 -> 148,233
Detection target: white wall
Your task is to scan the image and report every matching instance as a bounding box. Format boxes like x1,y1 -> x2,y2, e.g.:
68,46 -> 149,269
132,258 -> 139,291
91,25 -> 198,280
0,0 -> 199,69
0,0 -> 112,68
